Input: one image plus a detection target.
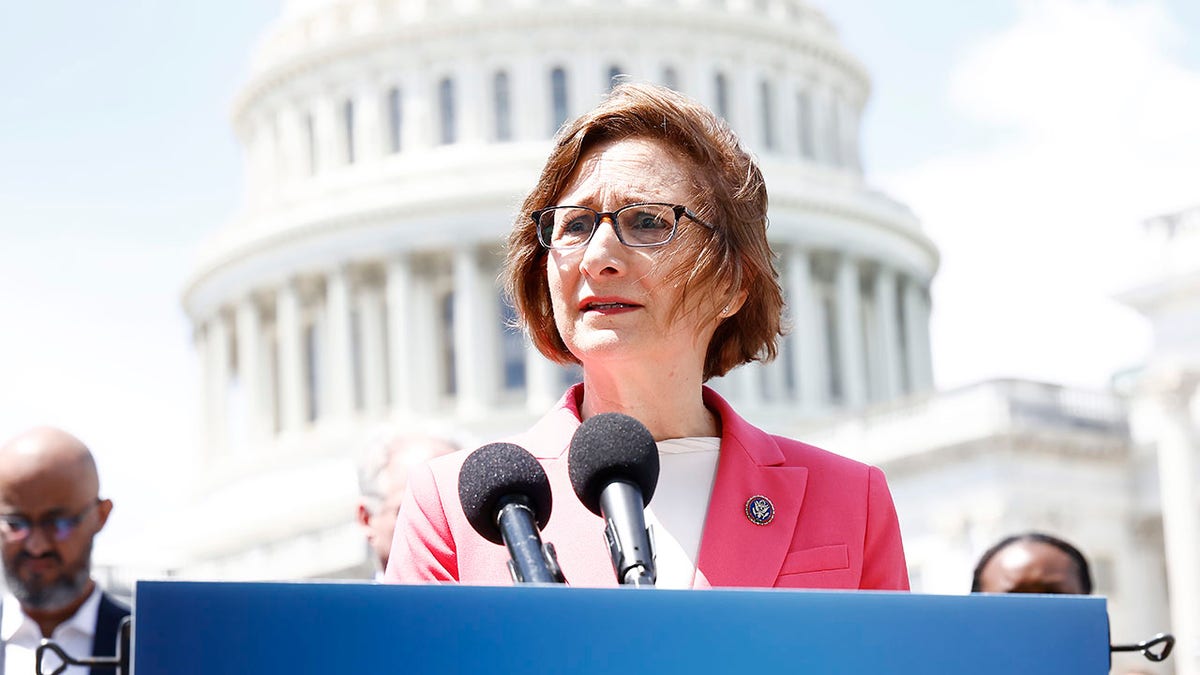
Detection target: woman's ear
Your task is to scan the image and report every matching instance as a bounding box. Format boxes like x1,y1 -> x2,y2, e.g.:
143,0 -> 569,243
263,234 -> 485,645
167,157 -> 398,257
721,288 -> 749,317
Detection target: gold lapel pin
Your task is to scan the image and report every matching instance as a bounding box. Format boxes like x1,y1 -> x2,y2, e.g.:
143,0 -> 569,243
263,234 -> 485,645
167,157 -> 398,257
744,495 -> 774,526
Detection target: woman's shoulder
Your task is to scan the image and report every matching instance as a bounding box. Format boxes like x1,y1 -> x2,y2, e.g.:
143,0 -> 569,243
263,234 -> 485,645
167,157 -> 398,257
767,433 -> 878,476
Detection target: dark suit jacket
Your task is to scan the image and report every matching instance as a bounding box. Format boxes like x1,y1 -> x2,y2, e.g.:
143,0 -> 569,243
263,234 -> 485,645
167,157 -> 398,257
90,591 -> 130,675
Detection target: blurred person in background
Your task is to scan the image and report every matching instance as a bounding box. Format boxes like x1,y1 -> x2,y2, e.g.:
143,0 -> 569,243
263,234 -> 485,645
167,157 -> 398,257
971,532 -> 1092,595
357,431 -> 460,578
0,427 -> 128,675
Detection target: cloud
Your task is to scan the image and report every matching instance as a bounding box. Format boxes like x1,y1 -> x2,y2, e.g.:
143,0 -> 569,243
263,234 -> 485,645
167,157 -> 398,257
881,0 -> 1200,389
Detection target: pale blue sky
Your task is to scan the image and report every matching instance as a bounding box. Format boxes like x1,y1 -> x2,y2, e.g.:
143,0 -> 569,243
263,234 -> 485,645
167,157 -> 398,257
1,1 -> 1198,552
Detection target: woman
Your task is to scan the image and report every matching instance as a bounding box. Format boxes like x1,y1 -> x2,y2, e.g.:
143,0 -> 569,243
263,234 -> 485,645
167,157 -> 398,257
385,83 -> 908,590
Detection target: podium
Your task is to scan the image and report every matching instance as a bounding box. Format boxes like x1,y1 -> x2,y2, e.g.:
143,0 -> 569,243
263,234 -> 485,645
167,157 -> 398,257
129,581 -> 1114,674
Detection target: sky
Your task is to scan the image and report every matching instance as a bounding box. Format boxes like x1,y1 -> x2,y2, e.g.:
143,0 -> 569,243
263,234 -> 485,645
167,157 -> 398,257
1,0 -> 1198,554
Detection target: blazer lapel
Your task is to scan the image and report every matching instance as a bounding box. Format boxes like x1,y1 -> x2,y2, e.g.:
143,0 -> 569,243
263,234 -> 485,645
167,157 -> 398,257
694,388 -> 809,589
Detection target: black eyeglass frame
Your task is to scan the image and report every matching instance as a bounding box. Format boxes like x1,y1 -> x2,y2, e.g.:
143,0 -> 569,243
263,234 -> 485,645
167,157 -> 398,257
531,202 -> 715,251
0,499 -> 103,543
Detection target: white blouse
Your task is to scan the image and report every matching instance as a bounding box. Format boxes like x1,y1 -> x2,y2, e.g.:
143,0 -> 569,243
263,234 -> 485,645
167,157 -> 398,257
643,436 -> 721,589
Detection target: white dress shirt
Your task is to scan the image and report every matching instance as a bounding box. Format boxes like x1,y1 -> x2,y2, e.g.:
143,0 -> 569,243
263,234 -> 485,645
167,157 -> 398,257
1,584 -> 101,675
644,436 -> 721,589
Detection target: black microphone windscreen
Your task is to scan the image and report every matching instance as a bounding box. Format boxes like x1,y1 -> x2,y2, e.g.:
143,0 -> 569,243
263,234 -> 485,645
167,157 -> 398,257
458,442 -> 552,545
568,412 -> 660,515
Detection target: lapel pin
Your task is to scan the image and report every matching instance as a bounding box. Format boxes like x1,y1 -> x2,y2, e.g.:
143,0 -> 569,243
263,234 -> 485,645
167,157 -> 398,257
744,495 -> 774,526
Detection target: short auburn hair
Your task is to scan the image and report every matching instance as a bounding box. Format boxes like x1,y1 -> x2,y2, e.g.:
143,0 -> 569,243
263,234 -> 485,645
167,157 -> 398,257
503,82 -> 784,380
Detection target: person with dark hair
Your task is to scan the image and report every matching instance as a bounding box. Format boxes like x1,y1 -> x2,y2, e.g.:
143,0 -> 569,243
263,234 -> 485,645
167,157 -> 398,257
972,532 -> 1093,595
0,427 -> 129,675
385,82 -> 908,590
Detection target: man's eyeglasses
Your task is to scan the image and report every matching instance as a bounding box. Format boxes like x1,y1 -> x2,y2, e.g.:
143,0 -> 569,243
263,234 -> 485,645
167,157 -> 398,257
532,202 -> 714,251
0,499 -> 102,543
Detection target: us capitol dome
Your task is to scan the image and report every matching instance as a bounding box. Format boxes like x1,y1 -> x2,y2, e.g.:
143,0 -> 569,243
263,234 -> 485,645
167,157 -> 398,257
174,0 -> 937,578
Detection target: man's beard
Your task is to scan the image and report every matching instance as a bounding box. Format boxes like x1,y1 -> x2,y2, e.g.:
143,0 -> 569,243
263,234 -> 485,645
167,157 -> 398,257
4,542 -> 93,611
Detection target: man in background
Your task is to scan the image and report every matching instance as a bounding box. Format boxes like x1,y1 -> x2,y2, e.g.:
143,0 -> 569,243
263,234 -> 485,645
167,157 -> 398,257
0,427 -> 128,674
357,432 -> 460,577
971,531 -> 1093,595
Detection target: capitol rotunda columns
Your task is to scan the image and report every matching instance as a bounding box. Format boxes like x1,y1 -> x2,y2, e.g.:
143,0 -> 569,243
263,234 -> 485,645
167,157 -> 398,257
835,253 -> 867,408
385,255 -> 415,414
525,344 -> 561,414
323,265 -> 355,422
872,266 -> 903,402
275,280 -> 306,432
453,246 -> 501,417
902,275 -> 934,393
203,312 -> 231,454
357,282 -> 388,417
235,295 -> 267,442
786,245 -> 826,411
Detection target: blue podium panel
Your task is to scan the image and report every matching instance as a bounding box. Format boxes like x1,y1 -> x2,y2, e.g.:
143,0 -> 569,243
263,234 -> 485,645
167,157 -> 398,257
132,581 -> 1110,674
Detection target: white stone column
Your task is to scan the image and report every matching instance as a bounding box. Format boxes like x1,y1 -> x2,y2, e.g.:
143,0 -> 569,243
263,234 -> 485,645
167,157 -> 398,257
570,56 -> 601,127
786,246 -> 825,410
584,53 -> 609,109
278,106 -> 306,189
313,94 -> 338,173
358,284 -> 388,417
513,59 -> 544,142
687,58 -> 712,113
452,246 -> 498,416
276,280 -> 306,432
205,313 -> 231,453
758,74 -> 777,151
525,344 -> 561,413
242,116 -> 266,210
412,267 -> 445,413
873,267 -> 903,402
386,255 -> 416,414
903,277 -> 935,393
901,276 -> 933,394
458,62 -> 485,145
778,73 -> 800,158
811,82 -> 833,166
194,324 -> 211,454
359,80 -> 384,163
760,359 -> 787,403
835,254 -> 867,408
235,296 -> 266,443
733,363 -> 764,409
403,71 -> 430,152
324,265 -> 355,421
827,88 -> 844,168
917,285 -> 935,390
733,59 -> 758,149
811,280 -> 833,407
1147,376 -> 1200,675
845,98 -> 865,173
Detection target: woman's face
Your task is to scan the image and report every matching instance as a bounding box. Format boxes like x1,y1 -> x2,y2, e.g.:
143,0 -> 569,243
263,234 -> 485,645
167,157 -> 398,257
546,136 -> 721,379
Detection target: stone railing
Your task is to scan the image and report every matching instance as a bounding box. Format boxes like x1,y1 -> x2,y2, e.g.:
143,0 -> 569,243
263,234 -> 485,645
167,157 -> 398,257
798,378 -> 1130,466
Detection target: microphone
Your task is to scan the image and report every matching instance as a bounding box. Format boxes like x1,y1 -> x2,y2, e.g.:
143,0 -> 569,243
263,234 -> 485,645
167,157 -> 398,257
458,442 -> 565,584
568,413 -> 660,586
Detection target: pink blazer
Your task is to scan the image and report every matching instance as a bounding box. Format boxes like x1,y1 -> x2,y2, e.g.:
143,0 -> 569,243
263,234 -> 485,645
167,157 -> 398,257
385,385 -> 909,590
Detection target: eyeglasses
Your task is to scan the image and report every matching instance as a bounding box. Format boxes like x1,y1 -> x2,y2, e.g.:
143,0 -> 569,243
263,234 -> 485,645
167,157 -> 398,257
0,500 -> 102,543
532,202 -> 714,251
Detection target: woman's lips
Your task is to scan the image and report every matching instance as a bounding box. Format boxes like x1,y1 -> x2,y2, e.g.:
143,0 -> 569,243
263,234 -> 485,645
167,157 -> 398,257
580,298 -> 642,314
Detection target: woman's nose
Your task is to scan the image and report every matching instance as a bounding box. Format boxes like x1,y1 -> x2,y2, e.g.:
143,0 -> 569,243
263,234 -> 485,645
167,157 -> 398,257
579,216 -> 626,276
